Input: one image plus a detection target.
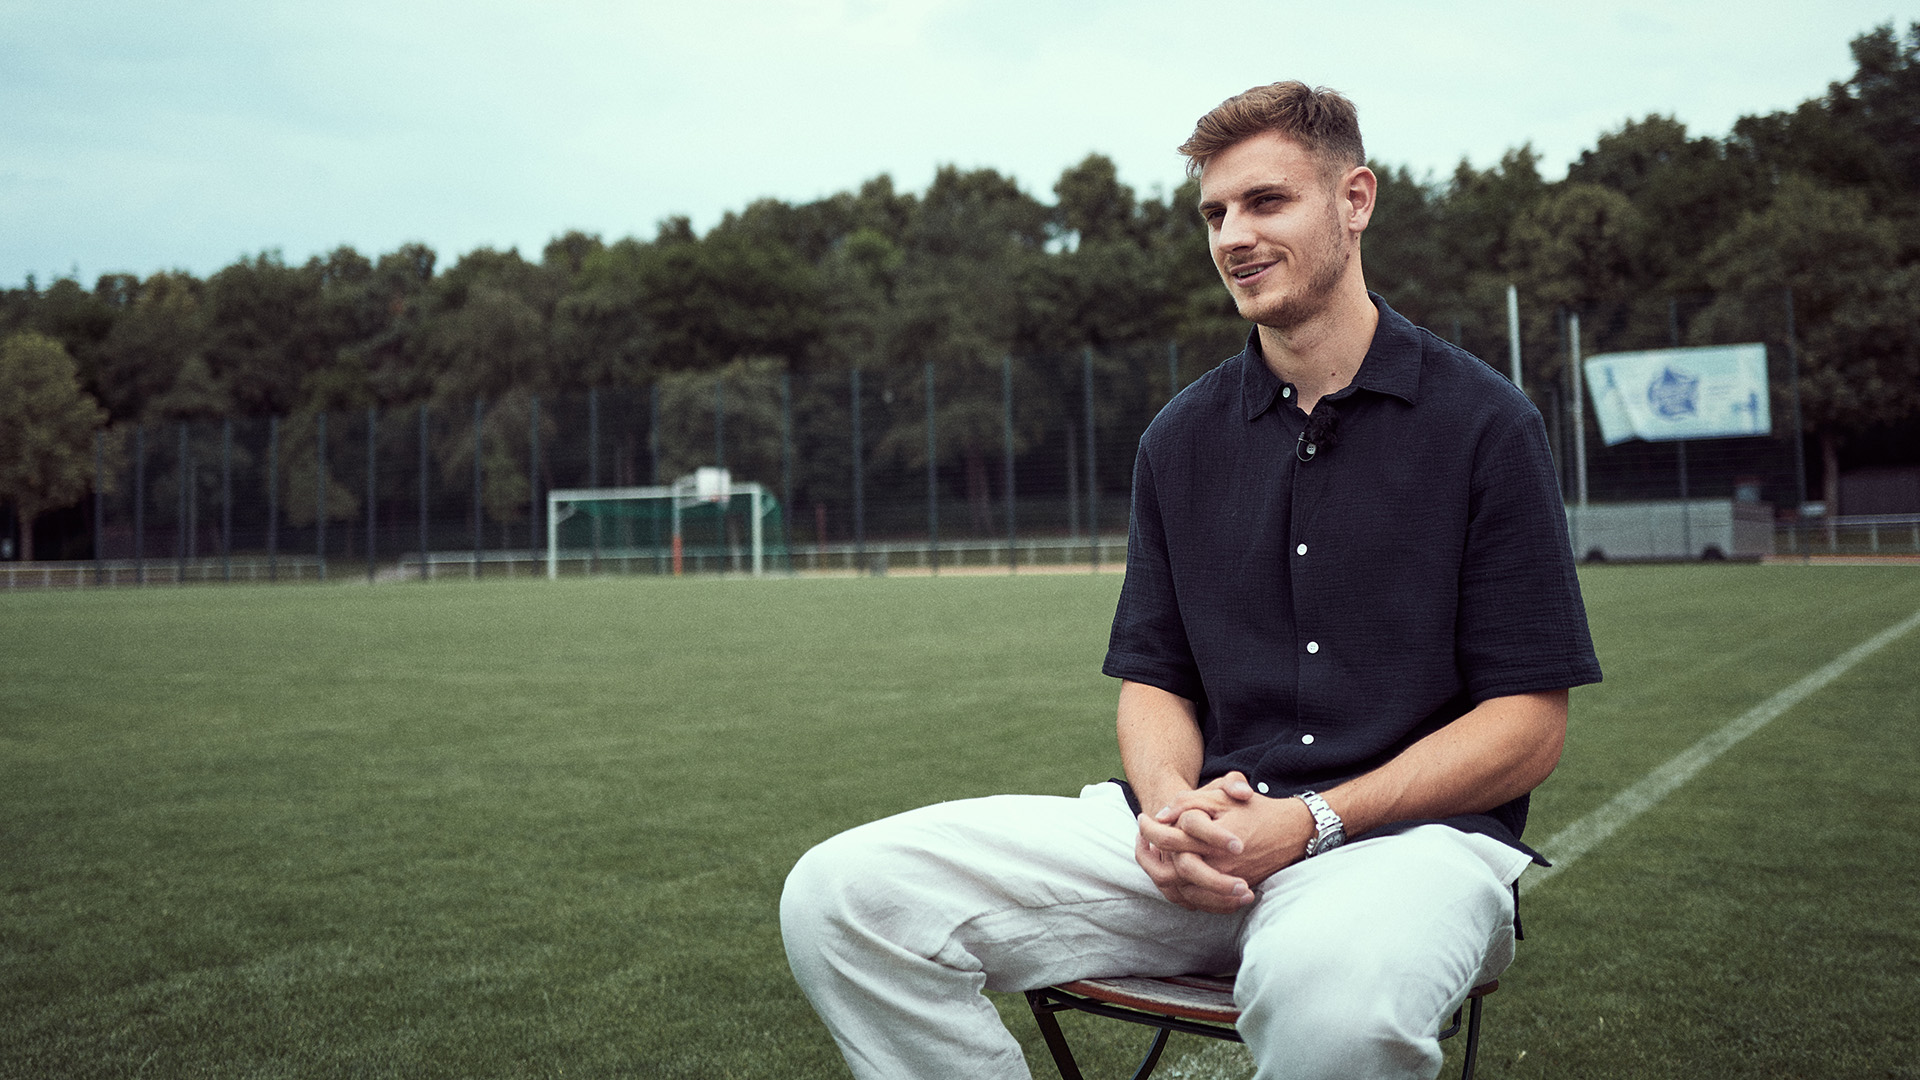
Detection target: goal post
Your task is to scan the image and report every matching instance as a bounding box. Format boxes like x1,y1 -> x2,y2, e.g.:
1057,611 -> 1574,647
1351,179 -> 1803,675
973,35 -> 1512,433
546,470 -> 783,579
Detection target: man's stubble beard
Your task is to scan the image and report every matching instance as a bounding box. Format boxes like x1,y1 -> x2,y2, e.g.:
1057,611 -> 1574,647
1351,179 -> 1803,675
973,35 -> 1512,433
1237,210 -> 1354,333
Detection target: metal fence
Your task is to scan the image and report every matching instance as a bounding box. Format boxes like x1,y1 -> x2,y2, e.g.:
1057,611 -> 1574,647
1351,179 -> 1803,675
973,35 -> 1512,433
4,296 -> 1861,588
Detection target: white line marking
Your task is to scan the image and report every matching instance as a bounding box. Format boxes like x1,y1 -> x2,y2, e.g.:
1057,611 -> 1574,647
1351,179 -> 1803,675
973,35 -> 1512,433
1526,605 -> 1920,891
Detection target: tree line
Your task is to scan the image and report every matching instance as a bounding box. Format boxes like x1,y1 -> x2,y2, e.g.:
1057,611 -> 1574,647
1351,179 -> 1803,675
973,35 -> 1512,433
4,23 -> 1917,561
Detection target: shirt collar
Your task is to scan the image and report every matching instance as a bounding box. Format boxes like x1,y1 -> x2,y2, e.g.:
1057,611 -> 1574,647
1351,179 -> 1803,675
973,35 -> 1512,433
1239,293 -> 1424,422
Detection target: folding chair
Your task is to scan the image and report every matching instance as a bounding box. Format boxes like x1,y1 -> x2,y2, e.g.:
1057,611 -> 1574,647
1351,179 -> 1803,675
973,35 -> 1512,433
1024,972 -> 1498,1080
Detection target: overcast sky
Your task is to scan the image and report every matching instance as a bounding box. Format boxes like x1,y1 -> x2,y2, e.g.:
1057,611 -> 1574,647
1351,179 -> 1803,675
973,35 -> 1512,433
3,0 -> 1914,287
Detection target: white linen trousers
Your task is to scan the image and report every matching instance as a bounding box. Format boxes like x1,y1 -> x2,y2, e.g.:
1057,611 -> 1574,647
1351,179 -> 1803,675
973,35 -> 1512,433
781,781 -> 1531,1080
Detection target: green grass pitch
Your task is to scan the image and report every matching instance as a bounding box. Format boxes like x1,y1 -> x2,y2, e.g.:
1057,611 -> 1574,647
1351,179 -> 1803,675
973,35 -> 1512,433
3,565 -> 1918,1078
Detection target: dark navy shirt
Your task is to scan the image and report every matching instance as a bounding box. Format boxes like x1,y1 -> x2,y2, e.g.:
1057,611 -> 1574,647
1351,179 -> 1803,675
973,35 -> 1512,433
1103,296 -> 1602,850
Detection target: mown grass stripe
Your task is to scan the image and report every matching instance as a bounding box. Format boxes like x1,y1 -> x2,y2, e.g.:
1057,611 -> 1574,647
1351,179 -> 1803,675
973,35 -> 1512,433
1526,603 -> 1920,891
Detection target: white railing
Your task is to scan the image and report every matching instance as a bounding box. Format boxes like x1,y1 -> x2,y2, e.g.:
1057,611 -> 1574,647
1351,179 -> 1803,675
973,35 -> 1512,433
0,535 -> 1130,590
1775,514 -> 1920,556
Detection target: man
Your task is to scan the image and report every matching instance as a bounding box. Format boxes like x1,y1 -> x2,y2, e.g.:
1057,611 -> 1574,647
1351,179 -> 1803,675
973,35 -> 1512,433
782,81 -> 1601,1080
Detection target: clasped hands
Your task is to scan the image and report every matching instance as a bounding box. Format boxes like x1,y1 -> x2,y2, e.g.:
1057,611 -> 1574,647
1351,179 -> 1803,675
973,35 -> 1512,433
1133,771 -> 1314,913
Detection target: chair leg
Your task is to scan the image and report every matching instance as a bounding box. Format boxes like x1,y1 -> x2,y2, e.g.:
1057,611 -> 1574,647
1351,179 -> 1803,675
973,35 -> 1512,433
1127,1026 -> 1171,1080
1026,990 -> 1087,1080
1458,993 -> 1485,1080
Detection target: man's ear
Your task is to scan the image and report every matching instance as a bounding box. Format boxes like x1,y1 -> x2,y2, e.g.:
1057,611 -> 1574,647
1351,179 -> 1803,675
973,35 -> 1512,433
1342,165 -> 1377,235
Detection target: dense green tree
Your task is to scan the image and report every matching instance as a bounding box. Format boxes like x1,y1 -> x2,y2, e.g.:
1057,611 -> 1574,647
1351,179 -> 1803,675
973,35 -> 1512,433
1363,163 -> 1448,326
889,166 -> 1049,532
1696,177 -> 1920,511
661,213 -> 824,371
91,271 -> 210,422
0,332 -> 110,560
1731,23 -> 1920,217
353,243 -> 439,405
652,356 -> 786,484
1033,154 -> 1169,353
1568,115 -> 1759,296
414,247 -> 554,402
202,253 -> 330,418
552,238 -> 660,389
1504,182 -> 1649,381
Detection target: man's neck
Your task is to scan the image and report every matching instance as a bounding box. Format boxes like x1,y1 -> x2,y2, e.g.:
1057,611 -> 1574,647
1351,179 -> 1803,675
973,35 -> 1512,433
1254,285 -> 1379,415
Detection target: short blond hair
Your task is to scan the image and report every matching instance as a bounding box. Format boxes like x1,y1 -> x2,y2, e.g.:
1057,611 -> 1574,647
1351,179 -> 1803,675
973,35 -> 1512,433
1178,81 -> 1364,179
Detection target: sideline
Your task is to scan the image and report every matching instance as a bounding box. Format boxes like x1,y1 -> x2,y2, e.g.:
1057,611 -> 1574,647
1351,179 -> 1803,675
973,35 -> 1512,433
1525,604 -> 1920,891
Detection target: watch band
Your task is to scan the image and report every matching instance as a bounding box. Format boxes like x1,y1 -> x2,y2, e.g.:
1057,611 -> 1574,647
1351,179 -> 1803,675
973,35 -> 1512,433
1296,790 -> 1346,857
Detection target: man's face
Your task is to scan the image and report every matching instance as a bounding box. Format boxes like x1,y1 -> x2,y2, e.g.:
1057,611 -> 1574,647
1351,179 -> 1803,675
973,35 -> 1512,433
1197,131 -> 1365,331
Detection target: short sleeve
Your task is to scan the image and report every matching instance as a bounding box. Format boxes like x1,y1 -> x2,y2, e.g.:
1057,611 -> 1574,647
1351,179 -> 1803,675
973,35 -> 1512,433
1103,441 -> 1206,702
1455,408 -> 1603,702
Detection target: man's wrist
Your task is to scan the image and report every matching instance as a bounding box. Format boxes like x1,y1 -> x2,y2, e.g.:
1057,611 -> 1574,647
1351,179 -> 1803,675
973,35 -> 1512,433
1295,790 -> 1347,856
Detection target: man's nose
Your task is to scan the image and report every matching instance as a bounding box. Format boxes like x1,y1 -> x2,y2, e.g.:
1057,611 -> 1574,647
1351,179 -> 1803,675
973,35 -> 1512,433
1215,208 -> 1255,251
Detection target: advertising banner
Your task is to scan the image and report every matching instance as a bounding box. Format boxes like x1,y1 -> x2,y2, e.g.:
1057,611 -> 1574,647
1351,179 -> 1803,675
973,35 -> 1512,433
1584,343 -> 1771,446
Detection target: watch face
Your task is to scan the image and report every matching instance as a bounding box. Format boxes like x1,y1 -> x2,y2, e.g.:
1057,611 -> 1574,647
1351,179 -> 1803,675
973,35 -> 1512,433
1311,828 -> 1345,856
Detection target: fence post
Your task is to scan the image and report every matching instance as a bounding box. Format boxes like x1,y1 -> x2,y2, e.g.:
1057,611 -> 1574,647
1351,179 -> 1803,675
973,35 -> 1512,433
1003,355 -> 1015,574
135,424 -> 146,585
852,368 -> 865,571
472,398 -> 484,578
267,416 -> 279,582
367,405 -> 378,584
715,377 -> 726,471
177,423 -> 189,584
589,387 -> 600,573
417,404 -> 429,582
93,431 -> 104,585
1784,287 -> 1807,516
1067,421 -> 1080,542
648,383 -> 660,487
317,411 -> 328,582
781,373 -> 794,567
221,418 -> 232,583
926,361 -> 938,575
529,395 -> 541,563
1084,347 -> 1098,571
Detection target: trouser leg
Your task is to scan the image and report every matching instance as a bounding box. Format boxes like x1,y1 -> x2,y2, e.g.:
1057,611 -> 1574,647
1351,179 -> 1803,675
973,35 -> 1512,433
1233,825 -> 1528,1080
780,783 -> 1241,1080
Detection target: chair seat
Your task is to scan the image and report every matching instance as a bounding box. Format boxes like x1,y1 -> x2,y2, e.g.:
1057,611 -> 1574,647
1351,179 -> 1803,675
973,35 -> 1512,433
1026,974 -> 1499,1080
1052,974 -> 1241,1024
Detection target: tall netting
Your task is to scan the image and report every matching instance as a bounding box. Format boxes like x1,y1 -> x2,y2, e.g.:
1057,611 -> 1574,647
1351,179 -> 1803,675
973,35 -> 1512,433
12,297 -> 1915,589
550,485 -> 788,576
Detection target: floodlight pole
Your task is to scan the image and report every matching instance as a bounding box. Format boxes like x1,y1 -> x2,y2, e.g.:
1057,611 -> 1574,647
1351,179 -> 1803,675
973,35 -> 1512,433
1569,311 -> 1588,508
671,481 -> 683,576
1670,298 -> 1691,557
546,494 -> 560,579
1785,287 -> 1807,515
1506,284 -> 1523,390
750,485 -> 764,577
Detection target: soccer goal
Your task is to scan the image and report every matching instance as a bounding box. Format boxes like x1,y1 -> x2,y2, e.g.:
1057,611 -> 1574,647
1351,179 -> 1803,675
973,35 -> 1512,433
546,467 -> 784,578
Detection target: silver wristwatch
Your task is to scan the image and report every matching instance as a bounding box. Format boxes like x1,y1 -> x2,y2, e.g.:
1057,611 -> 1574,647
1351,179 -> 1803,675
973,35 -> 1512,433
1296,790 -> 1346,857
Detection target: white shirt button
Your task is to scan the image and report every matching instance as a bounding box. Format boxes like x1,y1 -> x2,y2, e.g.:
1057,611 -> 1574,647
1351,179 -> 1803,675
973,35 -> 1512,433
1306,641 -> 1319,654
1301,734 -> 1315,745
1256,782 -> 1270,795
1282,386 -> 1293,398
1296,543 -> 1307,556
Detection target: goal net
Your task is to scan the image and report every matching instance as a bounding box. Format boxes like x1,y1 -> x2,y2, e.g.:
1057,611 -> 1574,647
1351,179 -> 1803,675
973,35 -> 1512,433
546,468 -> 786,577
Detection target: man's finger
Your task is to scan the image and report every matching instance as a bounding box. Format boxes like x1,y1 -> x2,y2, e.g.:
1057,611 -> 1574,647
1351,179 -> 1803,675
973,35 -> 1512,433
1210,770 -> 1257,802
1137,813 -> 1218,856
1170,849 -> 1251,899
1174,807 -> 1245,854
